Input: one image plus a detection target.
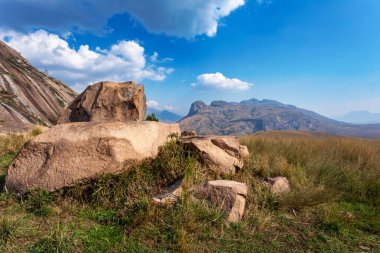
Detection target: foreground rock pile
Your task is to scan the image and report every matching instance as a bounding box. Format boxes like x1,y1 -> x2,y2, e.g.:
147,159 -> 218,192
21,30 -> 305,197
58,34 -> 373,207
5,80 -> 254,223
153,133 -> 250,222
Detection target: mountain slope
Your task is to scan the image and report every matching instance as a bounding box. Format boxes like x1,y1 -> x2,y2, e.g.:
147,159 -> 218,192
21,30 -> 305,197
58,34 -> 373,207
179,99 -> 380,138
147,108 -> 183,123
0,40 -> 77,132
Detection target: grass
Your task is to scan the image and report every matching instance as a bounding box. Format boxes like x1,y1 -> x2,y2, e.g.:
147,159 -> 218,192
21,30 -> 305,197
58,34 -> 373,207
0,130 -> 379,252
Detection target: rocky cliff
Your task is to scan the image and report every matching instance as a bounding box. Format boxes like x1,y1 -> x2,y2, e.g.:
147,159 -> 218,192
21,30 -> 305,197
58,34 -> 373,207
0,40 -> 77,132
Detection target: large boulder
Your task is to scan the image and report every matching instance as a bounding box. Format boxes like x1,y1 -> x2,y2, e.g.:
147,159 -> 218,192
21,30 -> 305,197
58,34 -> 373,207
58,81 -> 146,124
194,180 -> 248,223
5,121 -> 180,192
182,136 -> 244,175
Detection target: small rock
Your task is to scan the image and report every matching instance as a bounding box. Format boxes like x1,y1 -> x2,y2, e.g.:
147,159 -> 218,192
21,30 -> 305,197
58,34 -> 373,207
181,130 -> 197,137
267,177 -> 290,195
239,145 -> 250,158
153,176 -> 184,204
182,136 -> 244,175
359,245 -> 370,251
193,180 -> 247,223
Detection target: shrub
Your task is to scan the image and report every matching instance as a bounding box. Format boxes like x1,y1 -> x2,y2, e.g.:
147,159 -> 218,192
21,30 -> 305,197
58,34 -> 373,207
30,126 -> 43,137
146,113 -> 159,122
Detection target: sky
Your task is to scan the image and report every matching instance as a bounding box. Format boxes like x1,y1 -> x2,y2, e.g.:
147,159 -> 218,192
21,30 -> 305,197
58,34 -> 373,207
0,0 -> 379,117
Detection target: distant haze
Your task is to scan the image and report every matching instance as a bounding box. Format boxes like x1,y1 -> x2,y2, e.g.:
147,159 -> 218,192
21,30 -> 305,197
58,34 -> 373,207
335,111 -> 380,124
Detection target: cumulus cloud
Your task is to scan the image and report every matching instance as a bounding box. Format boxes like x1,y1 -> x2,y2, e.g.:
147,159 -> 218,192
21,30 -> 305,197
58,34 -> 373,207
119,0 -> 246,37
165,105 -> 179,112
147,100 -> 178,112
0,29 -> 173,92
194,72 -> 252,91
150,52 -> 173,63
0,0 -> 246,38
147,100 -> 161,110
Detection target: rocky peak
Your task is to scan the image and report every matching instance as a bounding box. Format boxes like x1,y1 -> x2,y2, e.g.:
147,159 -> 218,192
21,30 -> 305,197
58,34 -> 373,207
188,100 -> 207,116
210,100 -> 234,107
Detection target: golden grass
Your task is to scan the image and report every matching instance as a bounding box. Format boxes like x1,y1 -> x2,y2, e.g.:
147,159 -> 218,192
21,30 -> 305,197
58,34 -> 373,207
240,131 -> 380,207
0,126 -> 44,157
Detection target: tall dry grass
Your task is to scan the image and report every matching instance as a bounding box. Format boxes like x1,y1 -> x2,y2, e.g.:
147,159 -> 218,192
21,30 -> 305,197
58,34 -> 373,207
240,132 -> 380,208
0,126 -> 43,157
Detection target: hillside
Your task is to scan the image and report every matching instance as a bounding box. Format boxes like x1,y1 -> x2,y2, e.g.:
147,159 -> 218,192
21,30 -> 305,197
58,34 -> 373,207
0,40 -> 77,132
0,131 -> 379,252
179,99 -> 380,138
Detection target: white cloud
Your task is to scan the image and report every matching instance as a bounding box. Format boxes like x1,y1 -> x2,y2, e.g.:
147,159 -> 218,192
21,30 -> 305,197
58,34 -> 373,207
147,100 -> 179,113
0,0 -> 246,38
150,52 -> 174,63
1,29 -> 173,92
122,0 -> 246,38
165,105 -> 179,112
147,100 -> 160,110
194,72 -> 252,91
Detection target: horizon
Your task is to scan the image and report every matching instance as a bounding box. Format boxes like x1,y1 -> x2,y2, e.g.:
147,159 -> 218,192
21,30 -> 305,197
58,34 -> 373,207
1,0 -> 379,118
152,97 -> 380,124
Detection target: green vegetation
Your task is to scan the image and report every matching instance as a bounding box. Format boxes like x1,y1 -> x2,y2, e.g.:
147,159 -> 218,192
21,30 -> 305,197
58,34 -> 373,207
57,98 -> 66,108
0,131 -> 379,252
146,113 -> 159,122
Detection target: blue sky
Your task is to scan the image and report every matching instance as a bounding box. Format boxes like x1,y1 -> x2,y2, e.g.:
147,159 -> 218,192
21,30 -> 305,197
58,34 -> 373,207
0,0 -> 379,117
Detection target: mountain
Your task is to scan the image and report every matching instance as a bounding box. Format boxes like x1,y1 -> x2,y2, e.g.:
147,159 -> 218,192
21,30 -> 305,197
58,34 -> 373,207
179,99 -> 380,138
335,111 -> 380,124
0,40 -> 77,132
147,108 -> 182,123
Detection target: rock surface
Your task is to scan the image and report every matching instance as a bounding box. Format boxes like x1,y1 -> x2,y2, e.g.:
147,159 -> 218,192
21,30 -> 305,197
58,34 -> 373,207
183,136 -> 244,175
152,176 -> 184,204
239,145 -> 250,158
268,177 -> 290,195
58,81 -> 146,124
181,130 -> 196,137
5,121 -> 180,192
194,180 -> 247,223
0,40 -> 77,132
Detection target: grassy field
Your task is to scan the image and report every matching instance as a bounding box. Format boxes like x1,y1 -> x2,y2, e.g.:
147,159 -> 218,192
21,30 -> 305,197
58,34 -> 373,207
0,130 -> 379,252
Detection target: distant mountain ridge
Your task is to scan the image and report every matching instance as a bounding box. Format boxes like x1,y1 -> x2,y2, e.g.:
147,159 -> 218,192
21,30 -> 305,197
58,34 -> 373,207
0,40 -> 77,132
147,108 -> 183,123
335,111 -> 380,124
179,98 -> 380,139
